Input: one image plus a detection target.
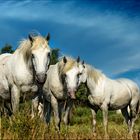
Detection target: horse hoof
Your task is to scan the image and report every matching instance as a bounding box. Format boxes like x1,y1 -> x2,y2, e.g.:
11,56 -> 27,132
127,133 -> 133,139
93,132 -> 97,137
104,134 -> 109,139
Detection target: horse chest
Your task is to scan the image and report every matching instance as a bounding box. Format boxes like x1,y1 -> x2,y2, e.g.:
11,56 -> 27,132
12,60 -> 33,86
21,84 -> 38,93
49,72 -> 65,99
20,85 -> 38,100
88,86 -> 105,106
14,71 -> 33,86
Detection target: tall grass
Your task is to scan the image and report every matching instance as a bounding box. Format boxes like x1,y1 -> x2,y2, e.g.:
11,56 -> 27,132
1,102 -> 140,139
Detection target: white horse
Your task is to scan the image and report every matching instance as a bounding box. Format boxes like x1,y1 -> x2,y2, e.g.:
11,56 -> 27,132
78,63 -> 140,137
0,53 -> 12,61
0,53 -> 13,115
40,56 -> 84,131
0,33 -> 51,114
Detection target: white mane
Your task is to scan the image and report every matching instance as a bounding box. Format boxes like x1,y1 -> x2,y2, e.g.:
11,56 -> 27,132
86,64 -> 104,84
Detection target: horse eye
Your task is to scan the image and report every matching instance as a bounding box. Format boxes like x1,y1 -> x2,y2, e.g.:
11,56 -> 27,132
48,52 -> 50,58
62,74 -> 66,81
77,73 -> 81,77
32,54 -> 34,59
62,74 -> 66,79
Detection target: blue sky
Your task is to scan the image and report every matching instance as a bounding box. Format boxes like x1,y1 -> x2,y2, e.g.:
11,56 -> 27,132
0,0 -> 140,84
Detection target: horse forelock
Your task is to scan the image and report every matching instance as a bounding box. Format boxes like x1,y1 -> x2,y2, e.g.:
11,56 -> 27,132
31,36 -> 49,50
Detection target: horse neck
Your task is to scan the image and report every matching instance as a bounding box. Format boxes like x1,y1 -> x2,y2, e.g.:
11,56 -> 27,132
56,63 -> 64,86
54,62 -> 68,93
13,50 -> 33,75
86,64 -> 105,90
47,63 -> 65,99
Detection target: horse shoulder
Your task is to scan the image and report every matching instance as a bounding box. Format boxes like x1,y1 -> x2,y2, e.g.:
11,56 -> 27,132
88,77 -> 107,106
0,53 -> 11,64
9,54 -> 33,86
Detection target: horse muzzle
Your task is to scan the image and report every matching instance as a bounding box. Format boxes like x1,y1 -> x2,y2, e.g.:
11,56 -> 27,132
68,89 -> 76,99
36,73 -> 46,84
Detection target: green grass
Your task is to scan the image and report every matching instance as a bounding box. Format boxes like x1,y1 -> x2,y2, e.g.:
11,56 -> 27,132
1,102 -> 140,139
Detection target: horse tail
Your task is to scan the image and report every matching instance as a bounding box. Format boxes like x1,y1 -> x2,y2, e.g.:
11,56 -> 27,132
137,89 -> 140,114
136,91 -> 140,115
138,98 -> 140,115
138,99 -> 140,114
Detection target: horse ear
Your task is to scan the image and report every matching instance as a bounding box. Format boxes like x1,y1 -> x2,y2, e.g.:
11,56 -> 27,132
82,60 -> 85,68
63,56 -> 67,64
46,33 -> 50,41
28,34 -> 34,42
77,56 -> 80,63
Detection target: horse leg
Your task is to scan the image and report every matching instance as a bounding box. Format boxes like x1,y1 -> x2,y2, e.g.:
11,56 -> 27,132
88,95 -> 96,106
51,95 -> 61,132
11,85 -> 20,114
4,101 -> 12,116
0,98 -> 4,116
101,103 -> 109,138
31,96 -> 39,119
63,99 -> 73,125
121,107 -> 131,131
91,108 -> 98,136
31,95 -> 43,119
44,99 -> 51,123
58,101 -> 64,125
43,98 -> 51,132
129,99 -> 139,135
38,102 -> 43,119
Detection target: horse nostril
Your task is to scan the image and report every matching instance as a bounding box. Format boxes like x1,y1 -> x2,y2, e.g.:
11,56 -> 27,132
36,73 -> 46,84
68,87 -> 76,92
67,88 -> 77,99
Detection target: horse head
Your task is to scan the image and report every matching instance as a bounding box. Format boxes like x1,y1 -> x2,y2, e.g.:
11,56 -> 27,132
29,33 -> 51,84
60,56 -> 84,99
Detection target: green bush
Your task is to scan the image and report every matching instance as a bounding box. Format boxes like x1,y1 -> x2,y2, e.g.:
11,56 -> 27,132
76,83 -> 88,103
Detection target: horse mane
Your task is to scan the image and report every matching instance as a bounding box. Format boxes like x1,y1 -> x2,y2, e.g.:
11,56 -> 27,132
16,39 -> 32,63
86,64 -> 104,84
58,56 -> 78,75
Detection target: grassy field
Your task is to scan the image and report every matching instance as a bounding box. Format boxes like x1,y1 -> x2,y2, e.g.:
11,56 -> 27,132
0,102 -> 140,140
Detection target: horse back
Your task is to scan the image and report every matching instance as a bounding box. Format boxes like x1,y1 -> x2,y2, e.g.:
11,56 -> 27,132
0,53 -> 12,65
117,78 -> 140,98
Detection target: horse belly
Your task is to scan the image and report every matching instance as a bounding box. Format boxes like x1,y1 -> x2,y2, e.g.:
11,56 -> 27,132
109,91 -> 131,110
109,102 -> 129,110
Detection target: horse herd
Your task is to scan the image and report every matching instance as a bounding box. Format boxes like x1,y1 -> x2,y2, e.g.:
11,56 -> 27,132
0,33 -> 140,138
